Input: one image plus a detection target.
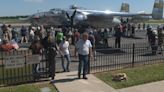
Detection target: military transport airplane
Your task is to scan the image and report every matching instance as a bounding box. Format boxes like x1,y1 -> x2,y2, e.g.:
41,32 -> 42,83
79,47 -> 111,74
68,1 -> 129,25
29,0 -> 163,28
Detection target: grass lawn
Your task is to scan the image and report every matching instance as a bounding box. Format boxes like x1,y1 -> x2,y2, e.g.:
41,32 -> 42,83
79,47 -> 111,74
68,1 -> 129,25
0,19 -> 29,23
95,63 -> 164,89
145,19 -> 164,24
0,64 -> 34,85
0,82 -> 58,92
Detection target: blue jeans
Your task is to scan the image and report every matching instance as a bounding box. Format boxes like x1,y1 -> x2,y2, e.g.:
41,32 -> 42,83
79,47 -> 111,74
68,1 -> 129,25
61,54 -> 71,71
78,54 -> 89,77
32,64 -> 39,80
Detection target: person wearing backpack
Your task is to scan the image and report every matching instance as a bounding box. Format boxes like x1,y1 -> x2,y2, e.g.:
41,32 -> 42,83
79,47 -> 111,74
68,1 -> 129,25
42,31 -> 59,81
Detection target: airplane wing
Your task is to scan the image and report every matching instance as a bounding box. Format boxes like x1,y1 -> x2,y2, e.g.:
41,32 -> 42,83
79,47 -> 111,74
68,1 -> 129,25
86,11 -> 152,17
76,9 -> 152,22
77,9 -> 151,23
77,0 -> 163,23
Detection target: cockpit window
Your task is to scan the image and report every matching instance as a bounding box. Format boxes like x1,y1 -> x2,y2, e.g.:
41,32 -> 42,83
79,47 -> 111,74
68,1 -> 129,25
50,8 -> 65,15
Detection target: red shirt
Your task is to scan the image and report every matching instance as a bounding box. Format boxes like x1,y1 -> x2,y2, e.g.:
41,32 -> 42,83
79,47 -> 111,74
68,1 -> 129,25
0,43 -> 14,51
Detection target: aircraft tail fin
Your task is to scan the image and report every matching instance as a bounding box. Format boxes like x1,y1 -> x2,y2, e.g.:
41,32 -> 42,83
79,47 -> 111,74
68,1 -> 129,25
152,0 -> 163,19
120,3 -> 129,12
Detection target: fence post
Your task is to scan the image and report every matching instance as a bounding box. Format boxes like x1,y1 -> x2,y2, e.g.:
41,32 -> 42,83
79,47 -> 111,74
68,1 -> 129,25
88,55 -> 90,74
132,43 -> 135,67
1,52 -> 5,84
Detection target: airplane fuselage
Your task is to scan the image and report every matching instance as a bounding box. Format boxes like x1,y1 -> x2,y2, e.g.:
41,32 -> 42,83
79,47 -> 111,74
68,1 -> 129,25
30,0 -> 163,28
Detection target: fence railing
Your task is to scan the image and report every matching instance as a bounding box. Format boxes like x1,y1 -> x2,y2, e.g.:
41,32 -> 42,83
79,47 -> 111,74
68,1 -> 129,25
0,42 -> 164,86
90,43 -> 164,73
0,50 -> 49,86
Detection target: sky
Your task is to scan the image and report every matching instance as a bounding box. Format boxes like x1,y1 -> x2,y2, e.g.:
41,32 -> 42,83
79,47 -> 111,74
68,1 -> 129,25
0,0 -> 155,16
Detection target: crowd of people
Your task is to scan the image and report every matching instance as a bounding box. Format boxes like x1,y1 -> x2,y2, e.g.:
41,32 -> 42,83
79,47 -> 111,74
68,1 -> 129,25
0,24 -> 96,80
146,24 -> 164,55
0,22 -> 164,80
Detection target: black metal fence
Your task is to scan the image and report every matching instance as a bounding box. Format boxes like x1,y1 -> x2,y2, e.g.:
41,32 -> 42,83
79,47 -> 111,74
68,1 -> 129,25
0,48 -> 79,86
0,50 -> 49,86
0,42 -> 164,86
90,43 -> 164,73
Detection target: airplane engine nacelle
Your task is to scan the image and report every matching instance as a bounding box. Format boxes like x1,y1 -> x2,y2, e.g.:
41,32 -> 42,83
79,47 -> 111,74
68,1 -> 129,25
112,18 -> 121,24
75,14 -> 87,21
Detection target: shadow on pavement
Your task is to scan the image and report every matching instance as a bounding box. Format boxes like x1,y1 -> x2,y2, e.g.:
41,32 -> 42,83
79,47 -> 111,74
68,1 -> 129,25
123,36 -> 143,39
54,78 -> 78,83
96,49 -> 126,54
140,53 -> 156,56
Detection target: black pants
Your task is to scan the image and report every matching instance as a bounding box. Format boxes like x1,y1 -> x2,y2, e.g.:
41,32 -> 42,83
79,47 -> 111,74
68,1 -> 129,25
32,64 -> 39,81
151,44 -> 158,55
47,48 -> 57,80
48,56 -> 56,79
104,38 -> 108,46
115,37 -> 121,48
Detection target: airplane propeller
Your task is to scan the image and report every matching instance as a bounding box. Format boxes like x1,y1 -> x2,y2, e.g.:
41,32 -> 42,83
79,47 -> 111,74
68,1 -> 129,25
65,9 -> 77,31
71,9 -> 77,19
66,12 -> 70,19
66,9 -> 77,22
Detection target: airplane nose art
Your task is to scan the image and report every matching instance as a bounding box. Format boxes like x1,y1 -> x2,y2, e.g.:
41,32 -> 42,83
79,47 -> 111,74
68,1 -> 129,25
112,18 -> 121,24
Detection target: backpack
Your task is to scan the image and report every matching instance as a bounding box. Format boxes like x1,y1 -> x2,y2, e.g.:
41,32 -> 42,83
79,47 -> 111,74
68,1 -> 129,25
47,47 -> 58,57
89,35 -> 95,45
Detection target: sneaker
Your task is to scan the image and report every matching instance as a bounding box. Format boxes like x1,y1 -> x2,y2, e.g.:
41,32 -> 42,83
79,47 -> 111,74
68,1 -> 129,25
48,77 -> 54,80
78,74 -> 81,79
48,77 -> 51,80
50,79 -> 55,84
83,76 -> 88,80
158,52 -> 162,54
94,57 -> 97,61
63,69 -> 66,72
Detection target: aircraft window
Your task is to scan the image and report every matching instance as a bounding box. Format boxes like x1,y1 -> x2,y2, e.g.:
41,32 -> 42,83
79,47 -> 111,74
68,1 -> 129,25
50,8 -> 64,15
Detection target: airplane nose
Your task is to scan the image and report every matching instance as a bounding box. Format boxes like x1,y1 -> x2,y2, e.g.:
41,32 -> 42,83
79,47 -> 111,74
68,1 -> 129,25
75,14 -> 87,21
112,18 -> 121,24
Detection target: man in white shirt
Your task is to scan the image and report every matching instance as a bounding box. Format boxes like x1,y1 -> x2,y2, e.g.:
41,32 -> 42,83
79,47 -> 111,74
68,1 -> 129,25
59,36 -> 71,72
75,32 -> 92,79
